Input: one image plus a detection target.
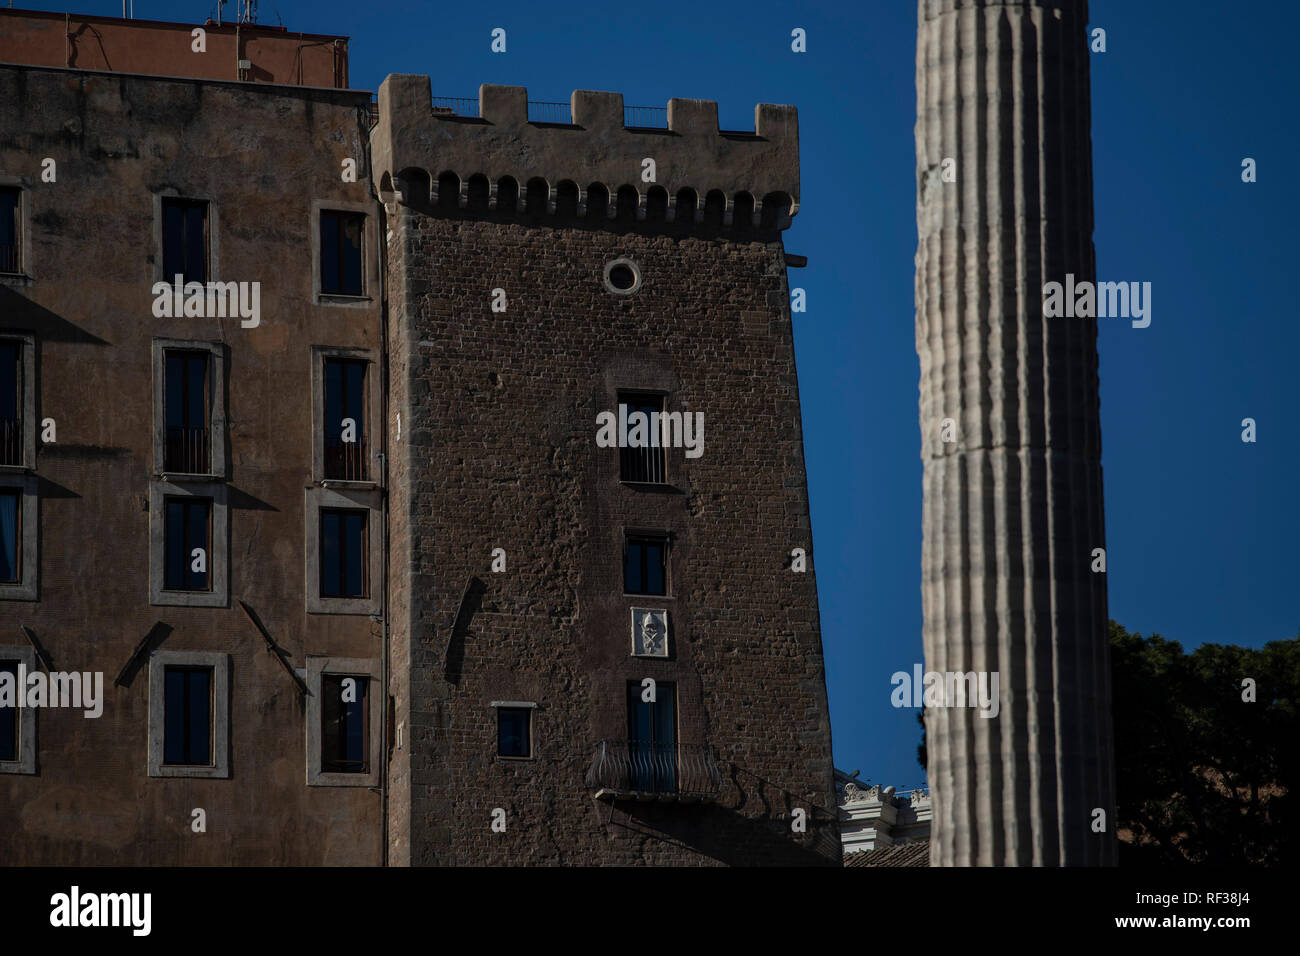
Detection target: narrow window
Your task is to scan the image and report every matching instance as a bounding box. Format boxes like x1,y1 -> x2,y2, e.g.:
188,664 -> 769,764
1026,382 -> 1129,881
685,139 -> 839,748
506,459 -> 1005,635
323,358 -> 368,481
0,660 -> 17,762
0,490 -> 20,583
0,188 -> 19,274
164,497 -> 212,591
162,198 -> 208,284
320,211 -> 365,296
320,508 -> 368,598
617,391 -> 667,484
321,674 -> 369,773
627,680 -> 676,793
0,343 -> 21,467
624,534 -> 667,595
163,350 -> 211,474
497,707 -> 531,757
163,666 -> 212,766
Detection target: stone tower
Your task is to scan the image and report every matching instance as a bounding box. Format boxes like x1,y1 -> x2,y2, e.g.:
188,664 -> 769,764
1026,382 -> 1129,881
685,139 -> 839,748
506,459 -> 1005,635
372,78 -> 838,865
914,0 -> 1117,865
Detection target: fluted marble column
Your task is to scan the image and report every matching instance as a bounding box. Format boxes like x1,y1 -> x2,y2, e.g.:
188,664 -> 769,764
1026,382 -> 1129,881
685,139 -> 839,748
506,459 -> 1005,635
915,0 -> 1116,865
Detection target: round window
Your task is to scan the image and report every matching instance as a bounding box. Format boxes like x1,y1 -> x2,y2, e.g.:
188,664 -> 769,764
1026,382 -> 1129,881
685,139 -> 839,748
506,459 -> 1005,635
603,258 -> 642,295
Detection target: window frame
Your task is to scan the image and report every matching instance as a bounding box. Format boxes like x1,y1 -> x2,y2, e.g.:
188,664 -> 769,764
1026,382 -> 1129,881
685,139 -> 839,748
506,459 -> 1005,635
0,332 -> 37,473
152,190 -> 219,286
310,346 -> 379,486
491,701 -> 536,760
304,487 -> 382,615
147,650 -> 230,779
306,656 -> 381,787
0,645 -> 37,774
311,200 -> 376,305
0,475 -> 38,601
152,338 -> 227,480
149,481 -> 228,607
160,197 -> 211,286
0,180 -> 32,281
623,530 -> 670,597
616,389 -> 669,485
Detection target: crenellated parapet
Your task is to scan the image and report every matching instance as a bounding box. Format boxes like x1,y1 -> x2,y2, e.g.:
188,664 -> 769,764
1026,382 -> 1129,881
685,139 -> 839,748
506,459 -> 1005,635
370,76 -> 800,232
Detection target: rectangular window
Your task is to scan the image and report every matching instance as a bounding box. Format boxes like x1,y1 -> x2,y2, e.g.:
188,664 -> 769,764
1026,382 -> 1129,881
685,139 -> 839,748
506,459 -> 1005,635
163,666 -> 212,766
0,490 -> 20,583
323,358 -> 368,481
497,707 -> 531,758
320,211 -> 364,296
618,392 -> 667,483
0,661 -> 16,762
164,497 -> 212,591
321,674 -> 369,773
625,534 -> 667,595
162,198 -> 208,285
0,342 -> 21,468
163,350 -> 211,474
320,508 -> 368,598
626,680 -> 677,793
0,188 -> 19,274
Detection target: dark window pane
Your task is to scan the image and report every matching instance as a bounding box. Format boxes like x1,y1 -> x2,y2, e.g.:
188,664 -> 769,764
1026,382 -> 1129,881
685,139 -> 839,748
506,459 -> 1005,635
627,681 -> 676,793
323,358 -> 368,480
0,490 -> 21,583
625,536 -> 667,596
164,351 -> 210,473
0,343 -> 20,467
617,392 -> 667,483
0,188 -> 18,272
0,661 -> 17,762
320,211 -> 364,296
320,509 -> 367,598
645,542 -> 665,594
322,674 -> 368,773
162,199 -> 207,284
624,541 -> 642,593
163,666 -> 211,766
164,498 -> 211,591
498,708 -> 530,757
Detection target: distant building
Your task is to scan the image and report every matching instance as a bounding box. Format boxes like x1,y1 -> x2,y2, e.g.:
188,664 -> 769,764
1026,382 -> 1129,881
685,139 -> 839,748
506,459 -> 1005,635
836,768 -> 931,865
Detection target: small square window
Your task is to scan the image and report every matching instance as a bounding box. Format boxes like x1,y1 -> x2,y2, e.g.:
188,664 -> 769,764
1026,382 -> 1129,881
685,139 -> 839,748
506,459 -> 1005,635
320,211 -> 365,296
625,533 -> 668,596
164,496 -> 212,591
321,674 -> 370,774
162,666 -> 213,766
0,188 -> 21,274
497,707 -> 531,758
320,508 -> 368,599
617,391 -> 667,484
161,198 -> 209,285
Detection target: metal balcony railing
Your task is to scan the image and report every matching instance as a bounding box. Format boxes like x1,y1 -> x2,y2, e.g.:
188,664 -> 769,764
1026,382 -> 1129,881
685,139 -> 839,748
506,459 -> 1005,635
0,419 -> 20,466
164,426 -> 210,475
620,443 -> 666,484
324,436 -> 368,482
624,105 -> 667,129
586,739 -> 723,801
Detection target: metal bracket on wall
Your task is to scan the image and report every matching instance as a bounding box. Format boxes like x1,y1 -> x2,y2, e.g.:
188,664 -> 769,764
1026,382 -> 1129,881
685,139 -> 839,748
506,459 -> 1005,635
114,621 -> 172,687
19,625 -> 55,672
444,576 -> 486,681
239,600 -> 309,698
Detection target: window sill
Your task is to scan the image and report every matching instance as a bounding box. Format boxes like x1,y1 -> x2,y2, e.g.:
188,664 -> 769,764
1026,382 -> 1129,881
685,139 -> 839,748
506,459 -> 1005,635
497,754 -> 536,762
0,463 -> 32,474
315,292 -> 373,307
151,763 -> 228,780
317,478 -> 378,490
307,597 -> 379,616
156,472 -> 224,483
619,480 -> 679,491
152,589 -> 225,608
622,592 -> 672,600
0,272 -> 33,288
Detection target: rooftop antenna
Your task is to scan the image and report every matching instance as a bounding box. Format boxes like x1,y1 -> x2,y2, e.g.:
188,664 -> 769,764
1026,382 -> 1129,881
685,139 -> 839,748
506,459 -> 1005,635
216,0 -> 228,26
239,0 -> 257,23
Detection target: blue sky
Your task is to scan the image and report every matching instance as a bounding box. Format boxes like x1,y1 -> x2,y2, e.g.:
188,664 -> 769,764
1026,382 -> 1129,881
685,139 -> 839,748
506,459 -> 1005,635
32,1 -> 1300,793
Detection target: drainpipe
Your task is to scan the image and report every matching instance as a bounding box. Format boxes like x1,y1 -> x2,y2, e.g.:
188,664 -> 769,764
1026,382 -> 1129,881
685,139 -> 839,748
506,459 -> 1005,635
364,110 -> 391,868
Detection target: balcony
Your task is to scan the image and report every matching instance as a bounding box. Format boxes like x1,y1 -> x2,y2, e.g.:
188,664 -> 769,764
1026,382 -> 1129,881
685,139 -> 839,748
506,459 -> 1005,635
164,426 -> 210,475
586,739 -> 723,802
324,436 -> 369,482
